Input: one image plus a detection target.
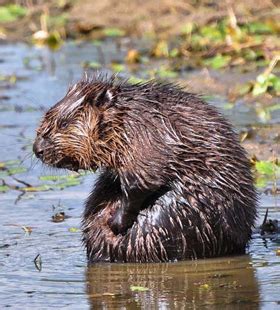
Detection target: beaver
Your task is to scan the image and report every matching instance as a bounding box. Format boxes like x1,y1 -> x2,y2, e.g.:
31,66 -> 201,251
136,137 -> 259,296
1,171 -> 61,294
33,74 -> 257,263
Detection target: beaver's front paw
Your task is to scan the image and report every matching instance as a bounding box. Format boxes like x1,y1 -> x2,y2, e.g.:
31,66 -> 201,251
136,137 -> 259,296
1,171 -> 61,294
108,208 -> 136,236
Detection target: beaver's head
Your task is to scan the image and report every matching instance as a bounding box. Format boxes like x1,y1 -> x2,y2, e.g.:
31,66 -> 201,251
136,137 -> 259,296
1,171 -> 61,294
33,77 -> 124,171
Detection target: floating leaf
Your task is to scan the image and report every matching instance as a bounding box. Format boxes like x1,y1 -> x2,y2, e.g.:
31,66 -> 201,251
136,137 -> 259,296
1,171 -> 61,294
130,286 -> 149,292
68,227 -> 80,233
111,63 -> 125,72
8,166 -> 27,175
82,61 -> 101,69
53,178 -> 81,189
39,174 -> 79,181
22,185 -> 51,192
0,185 -> 9,192
92,40 -> 102,46
5,160 -> 21,166
128,76 -> 145,84
21,226 -> 32,234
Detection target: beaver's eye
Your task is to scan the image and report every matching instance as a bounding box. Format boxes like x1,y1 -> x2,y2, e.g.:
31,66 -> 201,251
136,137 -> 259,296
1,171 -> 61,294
60,120 -> 69,129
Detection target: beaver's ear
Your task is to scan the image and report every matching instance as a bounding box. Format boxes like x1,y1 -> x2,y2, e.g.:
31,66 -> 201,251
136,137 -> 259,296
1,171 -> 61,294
94,89 -> 115,107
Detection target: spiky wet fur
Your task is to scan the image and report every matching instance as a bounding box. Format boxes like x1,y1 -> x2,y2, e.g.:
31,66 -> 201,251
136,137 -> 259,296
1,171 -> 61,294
34,74 -> 257,263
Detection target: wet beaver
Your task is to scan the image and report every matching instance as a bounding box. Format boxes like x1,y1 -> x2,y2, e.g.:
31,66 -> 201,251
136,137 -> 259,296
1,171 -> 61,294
33,75 -> 257,263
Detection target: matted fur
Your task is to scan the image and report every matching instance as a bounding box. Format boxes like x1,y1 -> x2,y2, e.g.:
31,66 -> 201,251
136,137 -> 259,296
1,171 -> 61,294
34,74 -> 257,263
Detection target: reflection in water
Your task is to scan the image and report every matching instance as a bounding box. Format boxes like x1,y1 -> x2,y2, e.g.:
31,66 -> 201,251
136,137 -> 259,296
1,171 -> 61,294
86,255 -> 259,309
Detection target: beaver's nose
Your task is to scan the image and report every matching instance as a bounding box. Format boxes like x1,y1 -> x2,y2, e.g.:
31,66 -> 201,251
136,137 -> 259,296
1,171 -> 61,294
33,137 -> 48,159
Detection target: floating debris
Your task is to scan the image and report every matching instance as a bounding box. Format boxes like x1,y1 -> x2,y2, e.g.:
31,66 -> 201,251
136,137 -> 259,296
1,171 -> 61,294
33,254 -> 42,272
52,211 -> 66,223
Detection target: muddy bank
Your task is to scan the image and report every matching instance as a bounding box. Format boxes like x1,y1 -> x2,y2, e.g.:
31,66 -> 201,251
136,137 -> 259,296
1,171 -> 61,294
70,0 -> 278,37
1,0 -> 278,40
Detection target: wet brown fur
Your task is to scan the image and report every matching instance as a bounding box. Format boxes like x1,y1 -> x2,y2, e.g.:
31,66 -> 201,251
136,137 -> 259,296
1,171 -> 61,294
34,74 -> 257,263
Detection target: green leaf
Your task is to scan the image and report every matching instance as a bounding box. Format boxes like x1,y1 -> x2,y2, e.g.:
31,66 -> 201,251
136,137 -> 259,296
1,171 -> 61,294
5,160 -> 21,166
255,161 -> 280,176
223,102 -> 234,110
22,185 -> 51,192
200,25 -> 224,42
82,61 -> 101,69
0,171 -> 8,178
256,74 -> 268,84
203,54 -> 231,70
0,185 -> 9,192
237,83 -> 252,96
180,22 -> 194,35
48,13 -> 68,28
130,286 -> 149,292
54,179 -> 81,189
246,22 -> 274,34
269,74 -> 280,94
39,175 -> 63,181
68,227 -> 80,233
8,167 -> 27,175
103,27 -> 125,37
152,41 -> 169,58
92,40 -> 103,46
39,174 -> 78,181
169,48 -> 180,58
252,82 -> 268,96
111,63 -> 125,72
255,175 -> 268,188
128,76 -> 145,84
156,67 -> 178,78
0,4 -> 27,23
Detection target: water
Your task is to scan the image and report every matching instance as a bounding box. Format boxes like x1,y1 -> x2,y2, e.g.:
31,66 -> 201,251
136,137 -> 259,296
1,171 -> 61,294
0,41 -> 279,309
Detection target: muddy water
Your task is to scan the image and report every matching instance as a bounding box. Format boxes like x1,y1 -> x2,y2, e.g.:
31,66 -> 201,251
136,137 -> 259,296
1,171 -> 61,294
0,42 -> 279,309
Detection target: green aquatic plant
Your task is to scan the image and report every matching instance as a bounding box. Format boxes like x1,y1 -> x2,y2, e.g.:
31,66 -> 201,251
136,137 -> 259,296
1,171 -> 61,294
252,72 -> 280,97
202,54 -> 231,69
254,160 -> 280,188
234,56 -> 280,97
0,4 -> 27,23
